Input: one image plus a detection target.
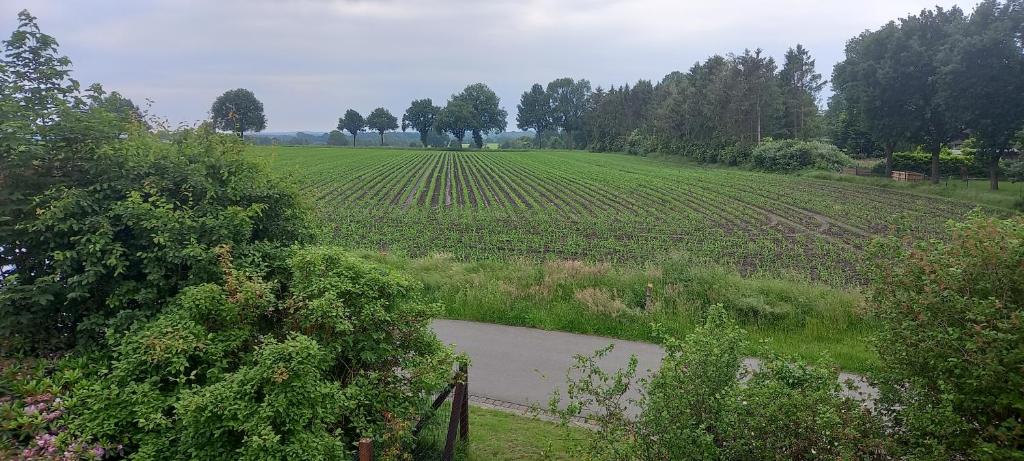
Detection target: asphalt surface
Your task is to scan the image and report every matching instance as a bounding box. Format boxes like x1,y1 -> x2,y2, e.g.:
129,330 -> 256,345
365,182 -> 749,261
431,319 -> 877,415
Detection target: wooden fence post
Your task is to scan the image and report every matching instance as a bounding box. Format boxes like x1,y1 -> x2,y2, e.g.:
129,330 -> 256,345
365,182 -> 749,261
442,381 -> 464,461
459,362 -> 469,441
358,438 -> 373,461
442,362 -> 470,461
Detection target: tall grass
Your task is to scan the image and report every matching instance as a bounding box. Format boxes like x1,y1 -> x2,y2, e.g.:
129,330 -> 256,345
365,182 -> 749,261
357,251 -> 877,373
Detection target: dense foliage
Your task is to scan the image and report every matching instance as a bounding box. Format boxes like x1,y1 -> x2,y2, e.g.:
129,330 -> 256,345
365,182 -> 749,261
551,307 -> 889,460
750,139 -> 852,172
1,12 -> 460,461
0,11 -> 309,352
868,214 -> 1024,459
2,124 -> 309,352
61,248 -> 455,459
552,46 -> 826,158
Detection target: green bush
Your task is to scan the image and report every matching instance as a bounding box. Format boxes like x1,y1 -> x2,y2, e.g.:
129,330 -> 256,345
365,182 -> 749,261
0,124 -> 310,352
868,214 -> 1024,459
625,129 -> 658,156
62,247 -> 456,460
751,139 -> 853,172
1002,157 -> 1024,182
551,306 -> 889,460
717,144 -> 752,166
0,12 -> 310,352
870,147 -> 992,177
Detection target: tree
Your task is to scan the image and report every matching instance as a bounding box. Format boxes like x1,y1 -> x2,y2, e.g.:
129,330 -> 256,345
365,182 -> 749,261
833,7 -> 965,182
338,109 -> 365,146
900,7 -> 966,183
832,23 -> 904,176
434,99 -> 474,146
85,83 -> 150,134
452,83 -> 507,148
546,77 -> 591,149
1,124 -> 310,351
0,10 -> 109,337
733,49 -> 782,144
402,98 -> 439,146
939,0 -> 1024,190
327,129 -> 348,146
0,9 -> 78,127
210,88 -> 266,138
826,94 -> 876,157
516,83 -> 551,147
365,107 -> 398,146
778,44 -> 826,139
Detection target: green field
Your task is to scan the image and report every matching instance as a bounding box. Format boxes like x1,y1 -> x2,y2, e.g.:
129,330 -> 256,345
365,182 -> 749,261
253,146 -> 978,286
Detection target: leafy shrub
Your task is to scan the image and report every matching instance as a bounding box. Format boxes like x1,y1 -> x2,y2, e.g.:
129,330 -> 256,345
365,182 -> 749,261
62,247 -> 456,460
868,214 -> 1024,459
551,306 -> 888,460
869,146 -> 990,177
0,124 -> 310,352
751,139 -> 853,172
625,130 -> 658,156
1002,157 -> 1024,182
0,12 -> 310,352
717,144 -> 752,166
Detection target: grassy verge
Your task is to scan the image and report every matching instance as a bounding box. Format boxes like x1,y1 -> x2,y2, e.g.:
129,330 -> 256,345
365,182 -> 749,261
357,251 -> 878,373
462,406 -> 583,461
803,170 -> 1024,211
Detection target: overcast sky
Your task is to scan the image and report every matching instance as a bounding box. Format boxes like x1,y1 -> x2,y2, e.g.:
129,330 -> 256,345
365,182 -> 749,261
2,0 -> 963,132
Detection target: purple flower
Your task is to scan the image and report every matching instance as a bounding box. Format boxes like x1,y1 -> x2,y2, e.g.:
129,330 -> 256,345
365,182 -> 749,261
35,432 -> 56,446
24,402 -> 46,415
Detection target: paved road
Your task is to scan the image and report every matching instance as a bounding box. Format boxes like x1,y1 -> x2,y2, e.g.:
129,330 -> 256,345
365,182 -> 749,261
431,319 -> 876,415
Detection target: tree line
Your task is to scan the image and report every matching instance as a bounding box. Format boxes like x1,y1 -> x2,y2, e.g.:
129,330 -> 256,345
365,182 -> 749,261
332,83 -> 508,148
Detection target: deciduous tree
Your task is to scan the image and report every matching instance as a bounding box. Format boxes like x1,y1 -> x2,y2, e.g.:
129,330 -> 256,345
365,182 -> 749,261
434,99 -> 474,146
546,77 -> 591,149
365,107 -> 398,146
402,98 -> 439,146
327,129 -> 347,146
85,83 -> 150,134
452,83 -> 507,148
833,7 -> 965,182
210,88 -> 266,137
338,109 -> 365,146
516,83 -> 551,147
939,0 -> 1024,190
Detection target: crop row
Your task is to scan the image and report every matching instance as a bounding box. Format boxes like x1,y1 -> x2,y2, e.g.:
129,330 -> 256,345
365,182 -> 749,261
254,146 -> 980,285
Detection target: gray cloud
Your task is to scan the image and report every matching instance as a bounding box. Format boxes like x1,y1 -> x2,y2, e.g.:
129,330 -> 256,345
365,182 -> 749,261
2,0 -> 964,131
